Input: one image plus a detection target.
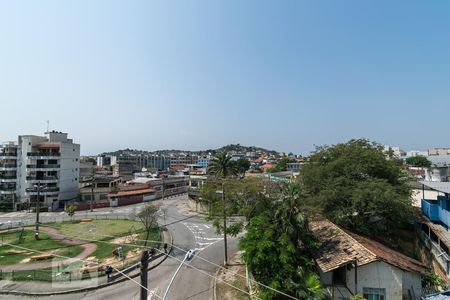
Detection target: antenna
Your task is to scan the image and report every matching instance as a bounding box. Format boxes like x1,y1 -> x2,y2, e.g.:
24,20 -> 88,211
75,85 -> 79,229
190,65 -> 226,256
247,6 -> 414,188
46,120 -> 50,133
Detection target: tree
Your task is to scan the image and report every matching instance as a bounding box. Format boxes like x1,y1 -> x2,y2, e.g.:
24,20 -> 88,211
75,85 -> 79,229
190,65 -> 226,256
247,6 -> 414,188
232,158 -> 251,176
300,139 -> 415,243
137,203 -> 160,246
66,204 -> 76,221
267,157 -> 297,173
205,152 -> 238,265
405,155 -> 432,167
208,152 -> 237,178
239,182 -> 326,299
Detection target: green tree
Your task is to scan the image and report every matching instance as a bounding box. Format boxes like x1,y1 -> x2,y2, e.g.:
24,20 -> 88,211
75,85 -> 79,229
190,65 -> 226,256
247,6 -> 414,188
66,204 -> 76,221
206,152 -> 237,265
405,155 -> 432,167
232,158 -> 251,176
240,183 -> 325,299
267,157 -> 298,173
301,139 -> 415,243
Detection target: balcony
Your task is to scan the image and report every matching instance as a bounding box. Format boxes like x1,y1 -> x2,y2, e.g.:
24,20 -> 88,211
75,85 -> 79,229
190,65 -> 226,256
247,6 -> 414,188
26,187 -> 59,196
0,153 -> 17,159
26,164 -> 60,171
0,190 -> 15,195
0,164 -> 17,171
27,152 -> 60,160
26,176 -> 58,184
422,199 -> 440,222
0,176 -> 16,183
422,197 -> 450,228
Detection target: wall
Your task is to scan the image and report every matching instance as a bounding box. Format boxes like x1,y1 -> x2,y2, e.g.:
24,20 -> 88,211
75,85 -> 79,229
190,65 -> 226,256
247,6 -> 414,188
346,262 -> 403,300
412,189 -> 439,207
402,271 -> 422,299
58,141 -> 80,202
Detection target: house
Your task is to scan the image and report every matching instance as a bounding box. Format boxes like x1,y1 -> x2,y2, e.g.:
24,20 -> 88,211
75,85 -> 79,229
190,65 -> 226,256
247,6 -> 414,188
310,220 -> 427,300
420,181 -> 450,280
424,155 -> 450,182
260,163 -> 274,173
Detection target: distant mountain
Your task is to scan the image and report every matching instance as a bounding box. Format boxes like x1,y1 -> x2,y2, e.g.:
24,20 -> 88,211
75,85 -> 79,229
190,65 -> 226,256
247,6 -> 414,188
99,144 -> 279,157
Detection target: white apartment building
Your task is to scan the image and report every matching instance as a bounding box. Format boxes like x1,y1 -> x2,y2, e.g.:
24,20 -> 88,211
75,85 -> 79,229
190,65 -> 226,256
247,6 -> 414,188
0,131 -> 80,211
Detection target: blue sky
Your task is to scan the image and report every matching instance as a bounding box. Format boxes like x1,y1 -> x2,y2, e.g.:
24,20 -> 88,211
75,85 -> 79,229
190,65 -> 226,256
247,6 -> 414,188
1,1 -> 449,155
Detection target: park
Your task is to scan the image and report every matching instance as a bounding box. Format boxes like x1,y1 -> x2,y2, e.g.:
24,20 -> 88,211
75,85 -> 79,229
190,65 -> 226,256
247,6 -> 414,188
0,219 -> 160,281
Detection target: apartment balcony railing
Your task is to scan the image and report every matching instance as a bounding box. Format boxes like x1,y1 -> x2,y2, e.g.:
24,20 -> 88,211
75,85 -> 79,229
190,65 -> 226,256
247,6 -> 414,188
0,153 -> 17,158
421,198 -> 450,228
0,184 -> 16,190
0,190 -> 15,195
27,152 -> 60,157
26,176 -> 58,183
0,176 -> 16,183
26,187 -> 59,196
27,152 -> 60,160
0,164 -> 17,171
422,199 -> 440,222
26,164 -> 60,170
419,230 -> 450,276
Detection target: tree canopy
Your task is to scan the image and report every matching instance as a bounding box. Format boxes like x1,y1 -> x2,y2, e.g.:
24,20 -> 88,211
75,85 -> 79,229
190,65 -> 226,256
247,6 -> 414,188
240,182 -> 325,300
405,155 -> 432,167
300,139 -> 415,242
267,157 -> 297,173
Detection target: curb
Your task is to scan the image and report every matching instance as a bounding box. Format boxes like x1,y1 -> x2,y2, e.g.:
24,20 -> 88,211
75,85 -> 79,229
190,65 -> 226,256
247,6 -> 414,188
0,227 -> 174,297
212,263 -> 222,300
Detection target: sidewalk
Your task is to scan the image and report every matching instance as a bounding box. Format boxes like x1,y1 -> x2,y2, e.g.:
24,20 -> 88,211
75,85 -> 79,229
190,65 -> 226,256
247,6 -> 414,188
0,229 -> 172,296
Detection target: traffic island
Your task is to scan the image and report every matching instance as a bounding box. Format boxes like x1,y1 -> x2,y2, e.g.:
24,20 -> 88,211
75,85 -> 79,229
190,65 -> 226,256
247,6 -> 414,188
0,221 -> 172,296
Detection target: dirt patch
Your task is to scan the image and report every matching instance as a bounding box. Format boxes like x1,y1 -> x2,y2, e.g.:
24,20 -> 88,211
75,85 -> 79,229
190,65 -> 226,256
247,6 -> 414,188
110,233 -> 139,244
5,249 -> 33,255
216,251 -> 250,300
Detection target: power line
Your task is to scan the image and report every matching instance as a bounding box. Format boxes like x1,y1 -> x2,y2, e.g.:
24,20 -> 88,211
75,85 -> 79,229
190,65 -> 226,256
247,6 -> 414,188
3,242 -> 162,300
40,225 -> 296,300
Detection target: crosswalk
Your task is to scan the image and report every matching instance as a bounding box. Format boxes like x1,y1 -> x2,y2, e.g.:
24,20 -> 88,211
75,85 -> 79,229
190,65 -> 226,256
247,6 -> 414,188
182,222 -> 223,251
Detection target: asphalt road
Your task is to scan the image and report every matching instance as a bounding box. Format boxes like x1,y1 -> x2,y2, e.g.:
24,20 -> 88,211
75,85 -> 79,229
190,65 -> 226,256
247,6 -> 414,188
0,195 -> 239,300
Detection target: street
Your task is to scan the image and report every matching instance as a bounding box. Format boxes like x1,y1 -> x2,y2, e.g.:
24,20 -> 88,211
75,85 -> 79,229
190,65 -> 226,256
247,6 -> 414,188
0,195 -> 239,300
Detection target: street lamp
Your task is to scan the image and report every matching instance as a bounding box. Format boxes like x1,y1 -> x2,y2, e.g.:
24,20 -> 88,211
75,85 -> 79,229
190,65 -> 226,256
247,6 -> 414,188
33,182 -> 47,238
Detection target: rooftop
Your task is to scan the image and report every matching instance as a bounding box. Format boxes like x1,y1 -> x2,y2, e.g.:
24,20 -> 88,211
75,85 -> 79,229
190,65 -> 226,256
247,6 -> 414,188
108,187 -> 155,198
420,181 -> 450,194
310,219 -> 427,275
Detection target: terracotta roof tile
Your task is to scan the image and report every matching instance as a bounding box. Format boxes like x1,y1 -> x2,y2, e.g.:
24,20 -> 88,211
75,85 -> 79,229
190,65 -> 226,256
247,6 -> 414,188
310,219 -> 428,275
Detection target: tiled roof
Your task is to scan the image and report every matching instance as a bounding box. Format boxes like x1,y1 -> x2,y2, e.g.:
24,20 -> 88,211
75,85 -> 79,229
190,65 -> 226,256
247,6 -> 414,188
108,187 -> 155,197
349,232 -> 428,275
310,219 -> 427,275
310,220 -> 376,273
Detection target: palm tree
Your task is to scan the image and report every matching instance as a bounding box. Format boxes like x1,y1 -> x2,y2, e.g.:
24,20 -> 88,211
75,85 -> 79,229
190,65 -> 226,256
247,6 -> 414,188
208,152 -> 237,266
208,152 -> 236,178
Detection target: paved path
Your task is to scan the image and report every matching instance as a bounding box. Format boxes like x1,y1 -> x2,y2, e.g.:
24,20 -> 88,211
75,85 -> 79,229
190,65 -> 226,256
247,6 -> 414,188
1,227 -> 97,272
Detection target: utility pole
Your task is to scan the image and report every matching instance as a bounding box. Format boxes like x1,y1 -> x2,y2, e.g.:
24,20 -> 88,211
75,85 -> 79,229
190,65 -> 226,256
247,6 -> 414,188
140,250 -> 149,300
35,182 -> 41,234
90,169 -> 95,212
222,181 -> 228,266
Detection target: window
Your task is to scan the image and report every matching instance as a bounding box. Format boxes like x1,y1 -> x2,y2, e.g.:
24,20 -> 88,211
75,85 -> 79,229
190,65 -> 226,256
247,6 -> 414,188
363,288 -> 386,300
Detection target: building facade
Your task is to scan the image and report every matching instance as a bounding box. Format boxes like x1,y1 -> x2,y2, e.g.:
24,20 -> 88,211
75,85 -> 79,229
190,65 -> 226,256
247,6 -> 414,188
0,131 -> 80,211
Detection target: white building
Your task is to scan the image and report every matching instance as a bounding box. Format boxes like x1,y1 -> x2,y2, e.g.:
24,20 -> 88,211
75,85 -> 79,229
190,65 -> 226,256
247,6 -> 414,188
310,220 -> 427,300
0,131 -> 80,211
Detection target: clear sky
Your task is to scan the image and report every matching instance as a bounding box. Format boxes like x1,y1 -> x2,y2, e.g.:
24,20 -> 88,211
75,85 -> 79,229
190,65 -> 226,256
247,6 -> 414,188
1,1 -> 449,155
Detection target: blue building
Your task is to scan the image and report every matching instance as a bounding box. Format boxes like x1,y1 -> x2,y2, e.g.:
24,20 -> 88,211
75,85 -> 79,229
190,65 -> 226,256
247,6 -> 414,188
420,181 -> 450,280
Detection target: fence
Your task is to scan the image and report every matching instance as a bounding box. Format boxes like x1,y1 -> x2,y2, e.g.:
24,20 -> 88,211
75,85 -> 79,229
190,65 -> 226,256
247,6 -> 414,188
0,268 -> 107,282
419,230 -> 450,275
0,214 -> 138,231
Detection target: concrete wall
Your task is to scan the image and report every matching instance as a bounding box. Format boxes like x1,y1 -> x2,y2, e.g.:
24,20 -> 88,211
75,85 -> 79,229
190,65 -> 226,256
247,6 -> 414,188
320,261 -> 422,300
58,141 -> 80,202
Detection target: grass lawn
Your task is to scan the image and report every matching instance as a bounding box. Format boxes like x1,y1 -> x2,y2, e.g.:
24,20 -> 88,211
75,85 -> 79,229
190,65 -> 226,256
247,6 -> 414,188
0,220 -> 161,281
51,219 -> 145,240
0,230 -> 84,265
